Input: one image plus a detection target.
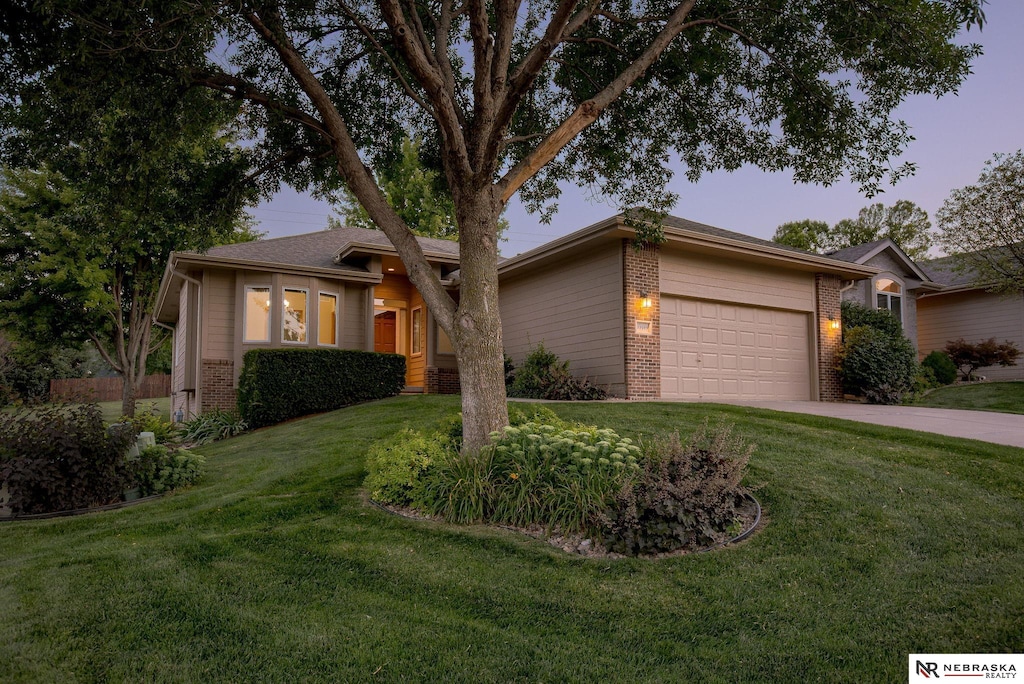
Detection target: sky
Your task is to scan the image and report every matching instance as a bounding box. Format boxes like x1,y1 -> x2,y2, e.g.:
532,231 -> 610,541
249,3 -> 1024,259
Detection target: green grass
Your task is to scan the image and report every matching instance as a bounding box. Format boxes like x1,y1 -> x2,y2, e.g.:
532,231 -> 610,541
1,396 -> 1022,682
915,381 -> 1024,414
3,397 -> 170,424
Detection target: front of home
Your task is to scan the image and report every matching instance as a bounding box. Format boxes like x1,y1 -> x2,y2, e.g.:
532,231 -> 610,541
156,215 -> 879,417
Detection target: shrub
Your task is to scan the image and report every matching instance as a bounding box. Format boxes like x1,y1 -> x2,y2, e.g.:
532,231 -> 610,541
837,325 -> 918,404
364,429 -> 446,507
507,344 -> 607,401
178,410 -> 247,445
426,421 -> 641,533
841,300 -> 902,337
119,403 -> 176,443
921,350 -> 958,385
944,338 -> 1021,381
237,349 -> 406,428
128,445 -> 206,496
0,403 -> 136,515
601,422 -> 753,555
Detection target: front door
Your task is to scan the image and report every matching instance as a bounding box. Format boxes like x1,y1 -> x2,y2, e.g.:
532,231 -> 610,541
374,311 -> 397,353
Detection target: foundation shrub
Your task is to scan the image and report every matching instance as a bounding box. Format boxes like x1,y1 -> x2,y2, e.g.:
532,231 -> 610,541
238,348 -> 406,428
838,325 -> 918,404
601,422 -> 753,555
921,350 -> 958,386
364,428 -> 446,508
507,344 -> 607,401
119,402 -> 176,443
0,403 -> 136,515
178,410 -> 247,445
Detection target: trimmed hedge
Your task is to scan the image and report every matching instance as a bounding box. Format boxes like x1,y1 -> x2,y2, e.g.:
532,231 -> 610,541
237,349 -> 406,428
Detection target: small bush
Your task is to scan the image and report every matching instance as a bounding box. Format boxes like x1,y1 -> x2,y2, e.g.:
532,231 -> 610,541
508,344 -> 607,401
238,348 -> 406,428
178,410 -> 247,445
921,350 -> 958,385
119,403 -> 176,443
128,445 -> 206,496
0,403 -> 135,515
601,422 -> 753,555
841,300 -> 902,337
364,429 -> 446,507
837,325 -> 918,404
944,338 -> 1021,381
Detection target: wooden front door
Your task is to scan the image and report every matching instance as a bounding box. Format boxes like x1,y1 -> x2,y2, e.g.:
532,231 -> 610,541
374,311 -> 397,353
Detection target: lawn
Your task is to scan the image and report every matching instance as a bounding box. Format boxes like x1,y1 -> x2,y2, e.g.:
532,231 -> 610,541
915,381 -> 1024,414
1,396 -> 1022,682
3,397 -> 170,424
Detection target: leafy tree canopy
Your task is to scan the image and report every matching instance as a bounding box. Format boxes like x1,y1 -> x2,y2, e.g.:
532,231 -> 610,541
0,0 -> 984,447
774,200 -> 934,260
937,151 -> 1024,294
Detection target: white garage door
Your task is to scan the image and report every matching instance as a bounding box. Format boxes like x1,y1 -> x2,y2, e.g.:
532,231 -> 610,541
661,296 -> 812,401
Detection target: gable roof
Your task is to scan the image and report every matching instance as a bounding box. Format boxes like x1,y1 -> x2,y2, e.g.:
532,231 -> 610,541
825,237 -> 934,285
826,239 -> 889,263
922,254 -> 982,289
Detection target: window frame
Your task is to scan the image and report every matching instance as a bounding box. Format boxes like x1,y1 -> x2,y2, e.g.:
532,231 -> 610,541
873,275 -> 904,324
317,291 -> 339,347
411,306 -> 423,356
282,287 -> 310,345
243,286 -> 272,344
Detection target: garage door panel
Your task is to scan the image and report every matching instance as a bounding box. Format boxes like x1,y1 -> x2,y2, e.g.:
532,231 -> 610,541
661,296 -> 811,401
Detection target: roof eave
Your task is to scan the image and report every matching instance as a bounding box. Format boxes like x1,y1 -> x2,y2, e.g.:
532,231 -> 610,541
170,252 -> 383,282
335,241 -> 460,264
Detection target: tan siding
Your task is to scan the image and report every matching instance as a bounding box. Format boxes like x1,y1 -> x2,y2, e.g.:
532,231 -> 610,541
343,285 -> 367,349
172,284 -> 189,418
376,274 -> 411,302
660,250 -> 815,312
500,244 -> 625,394
408,288 -> 426,386
202,269 -> 235,360
918,291 -> 1024,380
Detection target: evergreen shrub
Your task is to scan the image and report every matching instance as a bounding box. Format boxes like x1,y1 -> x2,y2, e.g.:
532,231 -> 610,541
237,349 -> 405,428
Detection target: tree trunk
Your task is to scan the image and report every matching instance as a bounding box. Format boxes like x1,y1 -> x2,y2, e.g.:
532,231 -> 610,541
121,367 -> 138,418
448,188 -> 509,453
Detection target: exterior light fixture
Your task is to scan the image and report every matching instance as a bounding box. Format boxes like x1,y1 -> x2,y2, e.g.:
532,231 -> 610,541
829,316 -> 840,331
387,267 -> 395,272
639,291 -> 653,309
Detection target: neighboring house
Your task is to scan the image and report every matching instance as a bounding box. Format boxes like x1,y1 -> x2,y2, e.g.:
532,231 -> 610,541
156,214 -> 876,417
916,255 -> 1024,381
826,238 -> 943,350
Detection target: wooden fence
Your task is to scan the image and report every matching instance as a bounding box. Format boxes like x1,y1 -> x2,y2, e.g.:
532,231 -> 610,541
49,375 -> 171,403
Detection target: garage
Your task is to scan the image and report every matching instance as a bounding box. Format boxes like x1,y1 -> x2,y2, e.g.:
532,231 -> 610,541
660,295 -> 812,401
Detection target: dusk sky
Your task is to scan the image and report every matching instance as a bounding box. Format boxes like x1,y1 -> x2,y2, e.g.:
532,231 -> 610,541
250,3 -> 1024,259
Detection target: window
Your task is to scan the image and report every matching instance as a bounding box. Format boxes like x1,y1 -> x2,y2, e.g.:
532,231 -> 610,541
875,277 -> 903,323
243,287 -> 271,343
283,288 -> 308,343
412,307 -> 422,355
318,293 -> 337,346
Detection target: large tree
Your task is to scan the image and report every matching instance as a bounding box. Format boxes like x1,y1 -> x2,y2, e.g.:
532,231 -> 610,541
774,200 -> 934,259
937,151 -> 1024,293
0,92 -> 256,416
1,1 -> 983,449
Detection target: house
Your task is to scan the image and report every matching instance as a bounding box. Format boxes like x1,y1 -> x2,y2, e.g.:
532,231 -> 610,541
825,238 -> 943,349
154,227 -> 463,419
915,255 -> 1024,380
155,214 -> 877,417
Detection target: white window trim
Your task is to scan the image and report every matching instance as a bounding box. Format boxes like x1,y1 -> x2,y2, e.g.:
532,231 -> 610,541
317,291 -> 339,347
243,285 -> 271,343
411,306 -> 423,356
873,274 -> 904,323
282,287 -> 310,345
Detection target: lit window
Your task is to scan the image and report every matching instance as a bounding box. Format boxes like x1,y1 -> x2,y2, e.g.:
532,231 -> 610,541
244,287 -> 271,343
283,288 -> 308,343
318,293 -> 337,346
875,278 -> 903,323
412,307 -> 422,355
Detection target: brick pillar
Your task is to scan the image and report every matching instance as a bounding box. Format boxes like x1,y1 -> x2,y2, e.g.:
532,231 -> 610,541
200,359 -> 237,413
623,240 -> 660,399
815,274 -> 843,401
425,366 -> 461,394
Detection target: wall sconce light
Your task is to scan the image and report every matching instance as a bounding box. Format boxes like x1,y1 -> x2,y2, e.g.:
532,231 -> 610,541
639,291 -> 653,309
828,316 -> 840,331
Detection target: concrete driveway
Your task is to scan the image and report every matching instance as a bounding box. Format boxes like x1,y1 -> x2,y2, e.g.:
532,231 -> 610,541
735,401 -> 1024,449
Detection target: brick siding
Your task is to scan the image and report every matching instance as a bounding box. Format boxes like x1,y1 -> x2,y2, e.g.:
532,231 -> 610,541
200,359 -> 237,413
623,240 -> 661,399
815,274 -> 843,401
425,366 -> 461,394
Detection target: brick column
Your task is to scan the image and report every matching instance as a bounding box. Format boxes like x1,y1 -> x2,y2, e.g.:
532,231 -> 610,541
623,240 -> 660,399
200,359 -> 237,413
425,367 -> 461,394
815,274 -> 843,401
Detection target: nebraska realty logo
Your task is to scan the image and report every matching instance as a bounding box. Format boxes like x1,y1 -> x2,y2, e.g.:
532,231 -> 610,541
910,654 -> 1022,680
